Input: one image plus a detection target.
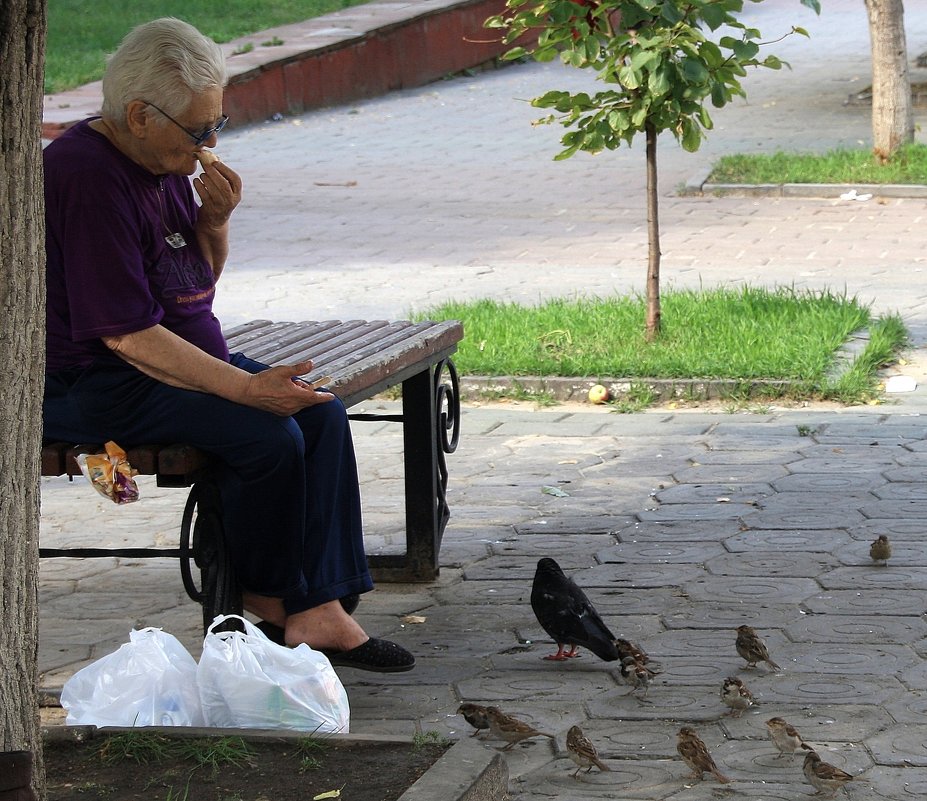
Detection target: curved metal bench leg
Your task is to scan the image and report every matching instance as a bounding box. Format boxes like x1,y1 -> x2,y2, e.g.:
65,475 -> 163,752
179,478 -> 242,634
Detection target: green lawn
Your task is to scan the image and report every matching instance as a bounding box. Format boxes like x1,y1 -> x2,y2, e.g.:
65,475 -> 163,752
416,287 -> 907,406
708,144 -> 927,185
46,0 -> 371,93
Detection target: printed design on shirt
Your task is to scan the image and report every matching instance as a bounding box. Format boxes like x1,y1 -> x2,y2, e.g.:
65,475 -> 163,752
149,249 -> 215,305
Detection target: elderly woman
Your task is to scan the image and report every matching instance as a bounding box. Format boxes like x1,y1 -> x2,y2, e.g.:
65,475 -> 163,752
43,18 -> 414,673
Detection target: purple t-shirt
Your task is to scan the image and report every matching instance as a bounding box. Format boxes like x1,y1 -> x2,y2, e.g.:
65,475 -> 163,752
44,119 -> 230,372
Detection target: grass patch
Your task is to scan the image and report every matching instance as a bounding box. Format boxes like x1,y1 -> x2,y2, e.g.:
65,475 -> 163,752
415,286 -> 907,407
707,143 -> 927,185
46,0 -> 372,94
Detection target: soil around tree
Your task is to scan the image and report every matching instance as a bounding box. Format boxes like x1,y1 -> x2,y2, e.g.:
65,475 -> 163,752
44,733 -> 448,801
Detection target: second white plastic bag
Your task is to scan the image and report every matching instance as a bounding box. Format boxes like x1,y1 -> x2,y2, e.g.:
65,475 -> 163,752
197,615 -> 350,733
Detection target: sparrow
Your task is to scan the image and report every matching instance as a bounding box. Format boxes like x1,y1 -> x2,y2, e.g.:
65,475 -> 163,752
613,638 -> 662,673
457,702 -> 491,737
735,625 -> 781,670
720,676 -> 756,717
765,717 -> 805,758
676,726 -> 730,784
530,557 -> 620,662
485,706 -> 556,751
565,725 -> 610,776
801,745 -> 856,797
869,534 -> 891,565
620,655 -> 655,697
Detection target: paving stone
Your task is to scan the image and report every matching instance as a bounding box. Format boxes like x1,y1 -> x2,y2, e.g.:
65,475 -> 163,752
617,520 -> 747,542
579,563 -> 707,589
491,534 -> 618,558
818,566 -> 927,591
509,760 -> 678,800
661,603 -> 801,631
854,766 -> 927,800
637,503 -> 748,522
595,542 -> 727,565
683,576 -> 821,604
722,528 -> 851,552
705,551 -> 840,578
868,724 -> 927,767
567,719 -> 679,759
836,539 -> 927,566
776,643 -> 919,675
513,516 -> 634,536
455,670 -> 619,702
883,692 -> 927,724
652,482 -> 774,504
871,482 -> 927,500
786,615 -> 927,645
848,518 -> 927,540
860,499 -> 927,518
804,589 -> 927,616
722,704 -> 896,742
771,472 -> 886,494
670,464 -> 791,483
753,674 -> 906,706
743,503 -> 866,528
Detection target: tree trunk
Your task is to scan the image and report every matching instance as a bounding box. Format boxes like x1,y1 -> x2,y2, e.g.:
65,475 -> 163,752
644,122 -> 661,341
864,0 -> 913,161
0,1 -> 47,798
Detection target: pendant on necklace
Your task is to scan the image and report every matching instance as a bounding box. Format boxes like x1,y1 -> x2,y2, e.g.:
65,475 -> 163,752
164,233 -> 187,249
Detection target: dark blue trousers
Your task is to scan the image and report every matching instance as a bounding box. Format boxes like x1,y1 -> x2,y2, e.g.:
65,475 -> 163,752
43,353 -> 373,614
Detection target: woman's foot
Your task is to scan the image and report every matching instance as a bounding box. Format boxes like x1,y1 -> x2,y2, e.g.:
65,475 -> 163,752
284,600 -> 368,652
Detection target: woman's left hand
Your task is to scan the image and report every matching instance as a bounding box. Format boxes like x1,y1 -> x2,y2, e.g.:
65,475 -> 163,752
193,158 -> 242,228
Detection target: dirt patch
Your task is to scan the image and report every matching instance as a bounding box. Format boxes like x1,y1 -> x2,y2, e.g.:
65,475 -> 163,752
44,733 -> 448,801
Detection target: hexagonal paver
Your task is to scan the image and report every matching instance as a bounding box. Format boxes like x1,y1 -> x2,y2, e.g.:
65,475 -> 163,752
705,551 -> 839,578
775,643 -> 920,675
868,725 -> 927,766
671,464 -> 790,483
653,482 -> 773,504
860,499 -> 927,519
578,563 -> 706,589
456,670 -> 619,702
637,503 -> 747,522
835,539 -> 927,566
723,528 -> 850,552
804,589 -> 927,616
513,760 -> 679,800
661,602 -> 801,631
818,566 -> 927,591
618,520 -> 746,542
754,674 -> 906,706
596,542 -> 726,565
848,518 -> 927,540
771,472 -> 885,493
684,576 -> 821,604
872,483 -> 927,501
742,506 -> 865,530
786,615 -> 927,644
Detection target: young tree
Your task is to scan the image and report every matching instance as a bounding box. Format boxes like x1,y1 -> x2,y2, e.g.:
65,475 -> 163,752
864,0 -> 913,161
0,0 -> 47,797
486,0 -> 820,339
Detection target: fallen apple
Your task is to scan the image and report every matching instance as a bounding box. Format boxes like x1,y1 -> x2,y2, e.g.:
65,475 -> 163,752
588,384 -> 610,404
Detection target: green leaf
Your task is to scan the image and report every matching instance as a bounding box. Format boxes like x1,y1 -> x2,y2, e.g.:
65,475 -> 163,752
503,46 -> 527,61
699,41 -> 724,69
710,82 -> 728,108
660,2 -> 683,24
681,119 -> 702,152
631,105 -> 648,127
700,4 -> 730,31
618,65 -> 642,89
762,55 -> 783,70
732,40 -> 760,60
793,25 -> 810,37
681,58 -> 709,84
649,66 -> 670,96
800,0 -> 821,13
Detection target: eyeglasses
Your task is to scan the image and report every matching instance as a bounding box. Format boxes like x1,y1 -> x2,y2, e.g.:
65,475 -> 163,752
144,101 -> 229,146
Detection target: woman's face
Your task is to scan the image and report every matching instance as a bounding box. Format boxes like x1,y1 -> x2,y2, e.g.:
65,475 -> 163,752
141,88 -> 225,175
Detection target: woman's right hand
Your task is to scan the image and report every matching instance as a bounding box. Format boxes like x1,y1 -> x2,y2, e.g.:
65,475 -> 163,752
242,359 -> 336,416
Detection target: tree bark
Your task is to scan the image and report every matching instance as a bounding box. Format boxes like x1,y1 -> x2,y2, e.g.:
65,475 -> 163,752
864,0 -> 913,161
0,0 -> 47,797
644,122 -> 661,341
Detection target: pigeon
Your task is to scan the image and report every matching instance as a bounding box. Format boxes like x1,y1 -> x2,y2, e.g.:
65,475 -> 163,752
869,534 -> 891,566
531,557 -> 620,661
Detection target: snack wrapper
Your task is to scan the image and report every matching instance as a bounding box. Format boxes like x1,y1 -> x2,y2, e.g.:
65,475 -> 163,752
75,441 -> 140,504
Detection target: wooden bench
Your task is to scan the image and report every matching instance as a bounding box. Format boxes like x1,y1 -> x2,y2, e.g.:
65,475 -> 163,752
40,319 -> 463,630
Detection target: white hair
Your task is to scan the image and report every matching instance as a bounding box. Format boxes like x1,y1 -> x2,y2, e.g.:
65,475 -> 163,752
101,17 -> 226,123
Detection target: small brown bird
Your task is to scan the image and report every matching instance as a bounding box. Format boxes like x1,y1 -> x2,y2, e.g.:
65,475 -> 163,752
613,638 -> 662,673
457,702 -> 490,737
485,706 -> 555,751
565,725 -> 610,777
720,676 -> 756,717
802,745 -> 856,797
766,717 -> 805,758
735,625 -> 781,671
676,727 -> 730,784
620,656 -> 655,697
869,534 -> 891,566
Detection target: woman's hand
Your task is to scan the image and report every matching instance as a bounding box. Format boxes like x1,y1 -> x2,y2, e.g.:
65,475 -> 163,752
242,360 -> 337,416
194,157 -> 242,278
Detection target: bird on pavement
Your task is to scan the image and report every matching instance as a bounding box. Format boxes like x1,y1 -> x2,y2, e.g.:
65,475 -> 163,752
565,725 -> 610,777
530,557 -> 620,662
457,702 -> 491,737
735,625 -> 781,671
676,727 -> 730,784
765,717 -> 805,758
869,534 -> 891,566
485,706 -> 556,751
720,676 -> 757,717
620,655 -> 656,697
613,638 -> 662,673
801,745 -> 856,797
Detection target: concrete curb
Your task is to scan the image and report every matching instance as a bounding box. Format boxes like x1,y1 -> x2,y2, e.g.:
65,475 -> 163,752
680,171 -> 927,199
42,724 -> 507,801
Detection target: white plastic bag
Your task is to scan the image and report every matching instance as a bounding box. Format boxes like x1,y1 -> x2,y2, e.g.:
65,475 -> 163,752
197,615 -> 350,733
60,627 -> 204,727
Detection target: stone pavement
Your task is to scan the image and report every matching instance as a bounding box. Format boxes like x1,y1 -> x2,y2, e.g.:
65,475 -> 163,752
38,0 -> 927,798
